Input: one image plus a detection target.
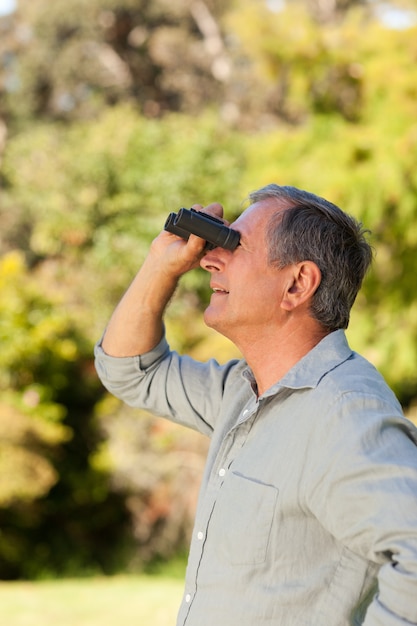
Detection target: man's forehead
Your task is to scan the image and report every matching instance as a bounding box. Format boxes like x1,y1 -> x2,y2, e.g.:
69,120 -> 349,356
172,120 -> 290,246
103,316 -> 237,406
234,197 -> 290,227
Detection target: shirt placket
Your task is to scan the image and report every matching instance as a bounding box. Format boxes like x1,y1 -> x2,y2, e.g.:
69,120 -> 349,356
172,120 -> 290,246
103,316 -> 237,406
179,397 -> 259,624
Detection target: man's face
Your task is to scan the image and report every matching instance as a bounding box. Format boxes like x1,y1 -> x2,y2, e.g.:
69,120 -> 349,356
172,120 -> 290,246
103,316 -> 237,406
200,198 -> 294,346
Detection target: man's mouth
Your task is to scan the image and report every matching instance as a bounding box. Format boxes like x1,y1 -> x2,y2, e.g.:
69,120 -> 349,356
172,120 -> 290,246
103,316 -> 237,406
212,287 -> 229,294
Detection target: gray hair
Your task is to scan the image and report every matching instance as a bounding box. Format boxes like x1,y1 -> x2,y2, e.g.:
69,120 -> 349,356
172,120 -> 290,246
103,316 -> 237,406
248,184 -> 373,330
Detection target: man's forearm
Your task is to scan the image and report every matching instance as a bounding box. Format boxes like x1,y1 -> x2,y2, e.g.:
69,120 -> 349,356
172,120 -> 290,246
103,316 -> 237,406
100,208 -> 217,357
101,253 -> 179,357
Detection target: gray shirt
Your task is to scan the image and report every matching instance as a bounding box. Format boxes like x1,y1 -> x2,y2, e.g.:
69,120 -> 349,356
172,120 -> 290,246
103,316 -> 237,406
94,329 -> 417,626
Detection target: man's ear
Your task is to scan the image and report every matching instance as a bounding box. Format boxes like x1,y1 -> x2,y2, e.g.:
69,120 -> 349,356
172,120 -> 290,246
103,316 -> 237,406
281,261 -> 321,311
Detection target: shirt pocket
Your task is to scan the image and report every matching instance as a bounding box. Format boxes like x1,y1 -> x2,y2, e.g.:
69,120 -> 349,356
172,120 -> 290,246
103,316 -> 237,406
210,470 -> 278,566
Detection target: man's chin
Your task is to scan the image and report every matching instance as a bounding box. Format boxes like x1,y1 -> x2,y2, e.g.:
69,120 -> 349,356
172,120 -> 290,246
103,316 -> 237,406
203,307 -> 224,333
203,309 -> 234,343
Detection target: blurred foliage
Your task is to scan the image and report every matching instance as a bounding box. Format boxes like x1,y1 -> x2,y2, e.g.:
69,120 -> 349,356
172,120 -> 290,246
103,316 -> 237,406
0,251 -> 70,505
0,0 -> 234,126
0,250 -> 130,578
0,0 -> 417,578
0,105 -> 245,338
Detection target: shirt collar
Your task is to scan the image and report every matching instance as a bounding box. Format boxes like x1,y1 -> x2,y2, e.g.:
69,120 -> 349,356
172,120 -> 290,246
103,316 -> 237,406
242,330 -> 353,397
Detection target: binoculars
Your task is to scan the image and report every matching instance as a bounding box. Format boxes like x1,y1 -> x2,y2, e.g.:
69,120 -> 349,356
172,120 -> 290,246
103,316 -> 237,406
164,208 -> 240,251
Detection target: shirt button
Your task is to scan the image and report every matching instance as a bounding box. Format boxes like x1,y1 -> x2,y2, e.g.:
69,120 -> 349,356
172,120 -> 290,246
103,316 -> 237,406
197,531 -> 204,540
185,593 -> 191,603
219,468 -> 226,477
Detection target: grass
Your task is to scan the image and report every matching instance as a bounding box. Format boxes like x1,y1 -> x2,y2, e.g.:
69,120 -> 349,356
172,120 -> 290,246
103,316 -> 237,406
0,574 -> 184,626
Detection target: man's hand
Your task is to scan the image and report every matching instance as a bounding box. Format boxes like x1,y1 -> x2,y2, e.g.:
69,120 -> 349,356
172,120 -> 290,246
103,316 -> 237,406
150,203 -> 225,279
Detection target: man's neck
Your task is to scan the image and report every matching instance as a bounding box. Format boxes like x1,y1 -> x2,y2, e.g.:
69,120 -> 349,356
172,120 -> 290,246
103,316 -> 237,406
237,319 -> 329,397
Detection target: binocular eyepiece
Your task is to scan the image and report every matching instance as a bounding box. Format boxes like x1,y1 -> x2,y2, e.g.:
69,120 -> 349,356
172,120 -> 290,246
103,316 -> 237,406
164,208 -> 240,251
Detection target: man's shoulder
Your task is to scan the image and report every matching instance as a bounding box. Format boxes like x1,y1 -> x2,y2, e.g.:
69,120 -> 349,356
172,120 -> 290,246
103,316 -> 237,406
329,348 -> 398,403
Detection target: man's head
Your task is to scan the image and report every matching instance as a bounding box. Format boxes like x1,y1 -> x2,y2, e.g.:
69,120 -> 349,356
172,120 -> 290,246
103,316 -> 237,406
248,184 -> 373,331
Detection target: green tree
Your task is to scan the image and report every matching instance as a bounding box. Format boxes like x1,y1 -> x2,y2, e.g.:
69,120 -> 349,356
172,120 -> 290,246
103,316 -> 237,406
0,0 -> 235,127
0,105 -> 246,333
0,250 -> 130,578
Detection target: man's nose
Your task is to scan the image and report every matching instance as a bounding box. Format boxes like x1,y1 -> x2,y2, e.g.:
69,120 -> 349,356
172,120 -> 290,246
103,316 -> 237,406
200,248 -> 227,272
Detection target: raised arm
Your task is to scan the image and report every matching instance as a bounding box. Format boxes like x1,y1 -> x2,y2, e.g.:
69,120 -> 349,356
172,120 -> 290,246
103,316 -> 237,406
101,203 -> 223,357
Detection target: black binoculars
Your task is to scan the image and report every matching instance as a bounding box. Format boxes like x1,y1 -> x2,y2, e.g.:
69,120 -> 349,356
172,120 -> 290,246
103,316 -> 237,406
164,208 -> 240,251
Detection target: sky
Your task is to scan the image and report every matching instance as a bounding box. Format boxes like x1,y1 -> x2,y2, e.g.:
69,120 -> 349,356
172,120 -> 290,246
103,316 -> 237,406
0,0 -> 15,16
267,0 -> 417,29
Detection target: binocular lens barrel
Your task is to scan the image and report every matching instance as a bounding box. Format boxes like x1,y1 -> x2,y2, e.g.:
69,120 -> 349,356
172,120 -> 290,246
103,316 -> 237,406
164,212 -> 191,241
164,208 -> 240,251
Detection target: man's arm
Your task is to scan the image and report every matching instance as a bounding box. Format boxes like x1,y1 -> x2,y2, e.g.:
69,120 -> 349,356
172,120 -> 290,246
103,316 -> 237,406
101,203 -> 223,357
305,391 -> 417,626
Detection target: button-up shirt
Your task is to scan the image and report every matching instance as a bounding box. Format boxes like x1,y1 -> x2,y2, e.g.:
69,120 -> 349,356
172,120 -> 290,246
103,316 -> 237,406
94,330 -> 417,626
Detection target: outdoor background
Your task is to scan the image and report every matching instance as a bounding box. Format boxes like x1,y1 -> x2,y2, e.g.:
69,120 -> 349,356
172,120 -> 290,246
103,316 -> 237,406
1,0 -> 417,622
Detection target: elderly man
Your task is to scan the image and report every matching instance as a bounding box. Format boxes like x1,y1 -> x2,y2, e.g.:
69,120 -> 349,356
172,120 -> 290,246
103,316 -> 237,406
95,184 -> 417,626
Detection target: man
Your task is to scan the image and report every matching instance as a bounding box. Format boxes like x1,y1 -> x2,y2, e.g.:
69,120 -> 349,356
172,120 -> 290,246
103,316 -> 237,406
95,184 -> 417,625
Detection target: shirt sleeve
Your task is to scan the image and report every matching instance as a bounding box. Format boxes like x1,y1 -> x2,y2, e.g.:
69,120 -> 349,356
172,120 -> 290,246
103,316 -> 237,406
94,334 -> 240,437
304,391 -> 417,625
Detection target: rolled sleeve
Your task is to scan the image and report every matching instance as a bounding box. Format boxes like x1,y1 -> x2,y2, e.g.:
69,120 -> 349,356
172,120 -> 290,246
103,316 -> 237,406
94,334 -> 170,391
94,336 -> 240,436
